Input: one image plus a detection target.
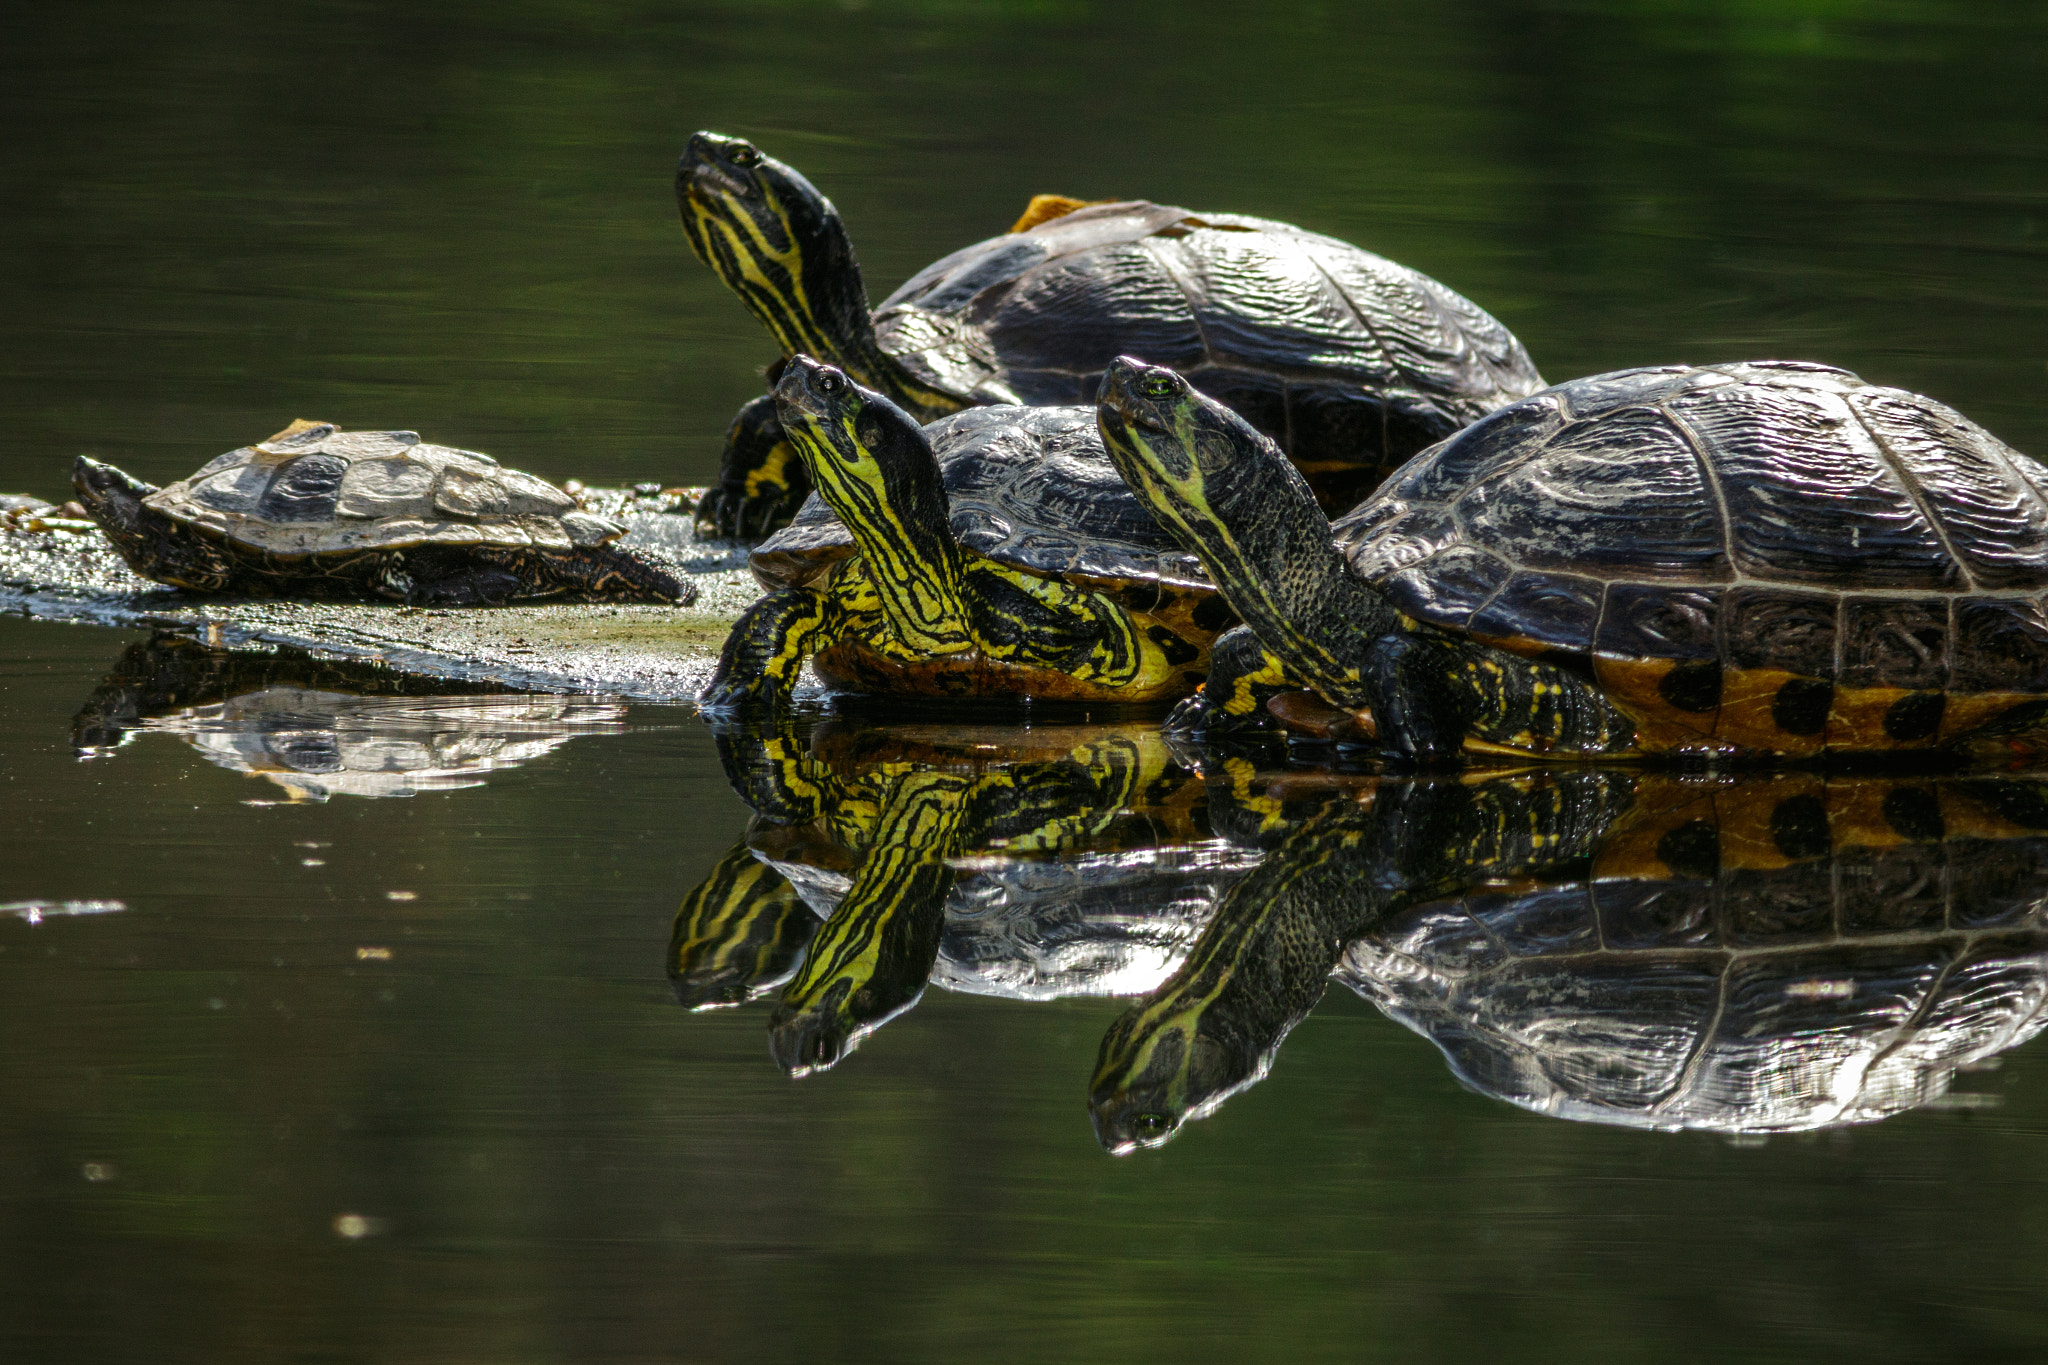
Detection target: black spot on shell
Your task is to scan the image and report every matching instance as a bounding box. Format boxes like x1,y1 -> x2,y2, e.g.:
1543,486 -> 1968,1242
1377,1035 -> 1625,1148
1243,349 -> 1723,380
1954,779 -> 2048,832
1191,593 -> 1238,634
1883,691 -> 1946,742
1772,678 -> 1833,735
1658,660 -> 1723,714
256,454 -> 349,523
1769,794 -> 1831,861
1655,819 -> 1721,880
1147,625 -> 1200,668
1881,786 -> 1945,842
1119,581 -> 1164,614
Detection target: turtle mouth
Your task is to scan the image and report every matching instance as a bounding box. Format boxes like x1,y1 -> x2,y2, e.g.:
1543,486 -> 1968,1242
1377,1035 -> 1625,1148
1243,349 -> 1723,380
683,158 -> 754,206
1101,396 -> 1171,438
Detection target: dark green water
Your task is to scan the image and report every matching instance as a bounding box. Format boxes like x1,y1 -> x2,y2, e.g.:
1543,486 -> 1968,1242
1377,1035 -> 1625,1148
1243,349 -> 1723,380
6,2 -> 2048,1360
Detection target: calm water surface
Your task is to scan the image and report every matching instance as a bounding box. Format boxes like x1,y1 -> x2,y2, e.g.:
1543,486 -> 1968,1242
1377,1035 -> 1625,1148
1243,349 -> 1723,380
6,2 -> 2048,1361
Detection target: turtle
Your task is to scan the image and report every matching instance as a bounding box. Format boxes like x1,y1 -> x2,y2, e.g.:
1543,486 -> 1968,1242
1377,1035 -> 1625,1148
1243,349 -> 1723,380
676,130 -> 1545,537
698,357 -> 1235,712
1091,766 -> 1630,1151
1091,766 -> 2048,1151
70,633 -> 628,802
73,419 -> 692,605
1096,356 -> 2048,765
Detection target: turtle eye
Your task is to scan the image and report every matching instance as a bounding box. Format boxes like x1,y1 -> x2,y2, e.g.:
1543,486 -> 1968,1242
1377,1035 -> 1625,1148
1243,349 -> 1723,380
1141,375 -> 1177,399
818,371 -> 843,395
1130,1112 -> 1173,1139
728,143 -> 760,168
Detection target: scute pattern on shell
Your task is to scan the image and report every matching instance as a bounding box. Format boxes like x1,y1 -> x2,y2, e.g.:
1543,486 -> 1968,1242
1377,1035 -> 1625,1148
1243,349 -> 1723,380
750,406 -> 1212,593
148,423 -> 624,555
870,202 -> 1545,468
1333,362 -> 2048,695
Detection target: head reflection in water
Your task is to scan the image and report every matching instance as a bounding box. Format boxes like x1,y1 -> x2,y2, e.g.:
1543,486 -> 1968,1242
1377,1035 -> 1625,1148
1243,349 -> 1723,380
1089,773 -> 1631,1152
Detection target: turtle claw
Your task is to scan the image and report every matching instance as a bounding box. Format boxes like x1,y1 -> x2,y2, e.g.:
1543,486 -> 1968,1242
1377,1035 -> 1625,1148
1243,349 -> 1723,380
696,669 -> 795,717
1163,691 -> 1277,742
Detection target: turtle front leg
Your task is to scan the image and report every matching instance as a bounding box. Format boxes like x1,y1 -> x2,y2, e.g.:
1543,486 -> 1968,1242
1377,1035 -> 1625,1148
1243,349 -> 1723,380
1163,626 -> 1294,740
700,584 -> 840,713
1363,629 -> 1635,767
693,393 -> 813,540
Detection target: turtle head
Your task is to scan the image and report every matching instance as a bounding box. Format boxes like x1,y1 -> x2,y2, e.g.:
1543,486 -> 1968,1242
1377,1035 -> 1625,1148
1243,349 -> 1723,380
72,456 -> 154,537
773,356 -> 969,654
73,455 -> 236,591
73,457 -> 164,576
1098,357 -> 1386,662
1089,992 -> 1266,1155
677,132 -> 878,378
1096,357 -> 1306,547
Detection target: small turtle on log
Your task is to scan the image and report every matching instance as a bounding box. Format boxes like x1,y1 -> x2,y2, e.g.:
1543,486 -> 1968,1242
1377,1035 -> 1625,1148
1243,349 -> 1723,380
73,420 -> 691,605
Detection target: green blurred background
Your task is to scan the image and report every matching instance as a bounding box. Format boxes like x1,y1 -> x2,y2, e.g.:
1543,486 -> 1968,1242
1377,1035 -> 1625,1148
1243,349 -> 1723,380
4,0 -> 2044,499
4,2 -> 2048,1361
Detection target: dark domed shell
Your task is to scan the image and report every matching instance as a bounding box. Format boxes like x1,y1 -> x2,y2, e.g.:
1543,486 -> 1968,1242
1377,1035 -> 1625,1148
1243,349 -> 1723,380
750,406 -> 1212,593
872,202 -> 1545,478
1331,362 -> 2048,749
149,422 -> 624,556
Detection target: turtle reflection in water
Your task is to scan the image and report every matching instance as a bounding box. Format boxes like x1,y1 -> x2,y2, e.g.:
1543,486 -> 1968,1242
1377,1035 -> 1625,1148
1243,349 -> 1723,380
1093,768 -> 2048,1151
72,633 -> 626,801
672,716 -> 1257,1073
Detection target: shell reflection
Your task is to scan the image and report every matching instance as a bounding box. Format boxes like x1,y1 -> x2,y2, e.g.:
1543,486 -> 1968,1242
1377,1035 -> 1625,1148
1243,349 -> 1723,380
72,633 -> 627,801
1342,773 -> 2048,1135
683,715 -> 2048,1151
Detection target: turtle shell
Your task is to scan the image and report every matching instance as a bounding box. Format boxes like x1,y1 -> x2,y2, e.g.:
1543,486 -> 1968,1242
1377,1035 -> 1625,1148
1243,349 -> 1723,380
1331,361 -> 2048,752
872,202 -> 1545,492
150,421 -> 626,557
1337,774 -> 2048,1133
750,405 -> 1213,594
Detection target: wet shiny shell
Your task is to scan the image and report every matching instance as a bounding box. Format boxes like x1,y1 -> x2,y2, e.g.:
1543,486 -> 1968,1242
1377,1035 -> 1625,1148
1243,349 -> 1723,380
750,405 -> 1213,593
1332,361 -> 2048,750
1337,776 -> 2048,1133
148,423 -> 625,557
873,202 -> 1544,466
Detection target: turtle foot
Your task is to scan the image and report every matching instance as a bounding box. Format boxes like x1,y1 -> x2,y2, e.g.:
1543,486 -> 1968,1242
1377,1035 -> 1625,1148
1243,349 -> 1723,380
692,484 -> 806,541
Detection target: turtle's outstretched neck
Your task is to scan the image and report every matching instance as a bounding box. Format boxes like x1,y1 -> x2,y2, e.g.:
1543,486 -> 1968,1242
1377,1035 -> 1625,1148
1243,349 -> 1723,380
676,131 -> 952,422
1096,358 -> 1395,702
772,358 -> 973,656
